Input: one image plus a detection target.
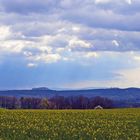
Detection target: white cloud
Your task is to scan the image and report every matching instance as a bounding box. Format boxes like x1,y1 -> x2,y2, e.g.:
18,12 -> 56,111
28,53 -> 61,63
133,56 -> 140,61
27,63 -> 37,68
126,0 -> 132,5
84,52 -> 99,58
55,48 -> 65,53
72,26 -> 80,32
23,51 -> 33,57
95,0 -> 111,4
117,67 -> 140,87
69,37 -> 91,49
0,40 -> 29,53
95,0 -> 132,5
112,40 -> 119,47
0,26 -> 11,40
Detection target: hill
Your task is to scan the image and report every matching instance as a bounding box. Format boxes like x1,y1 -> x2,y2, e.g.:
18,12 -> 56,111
0,87 -> 139,100
0,87 -> 140,107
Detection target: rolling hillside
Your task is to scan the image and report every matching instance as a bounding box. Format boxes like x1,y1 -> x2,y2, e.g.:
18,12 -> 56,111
0,87 -> 140,101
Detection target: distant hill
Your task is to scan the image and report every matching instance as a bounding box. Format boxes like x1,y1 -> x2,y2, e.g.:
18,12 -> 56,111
0,87 -> 139,101
0,87 -> 140,108
32,87 -> 51,91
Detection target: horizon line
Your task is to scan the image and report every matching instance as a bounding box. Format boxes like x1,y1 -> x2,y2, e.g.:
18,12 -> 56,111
0,86 -> 140,91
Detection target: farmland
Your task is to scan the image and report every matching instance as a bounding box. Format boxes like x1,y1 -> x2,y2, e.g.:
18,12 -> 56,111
0,109 -> 140,140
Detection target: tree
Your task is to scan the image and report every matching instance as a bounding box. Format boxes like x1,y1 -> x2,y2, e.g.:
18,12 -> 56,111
90,96 -> 113,109
20,97 -> 41,109
39,98 -> 49,109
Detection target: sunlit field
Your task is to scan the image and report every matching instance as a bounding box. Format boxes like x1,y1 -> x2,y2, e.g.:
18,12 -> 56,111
0,109 -> 140,140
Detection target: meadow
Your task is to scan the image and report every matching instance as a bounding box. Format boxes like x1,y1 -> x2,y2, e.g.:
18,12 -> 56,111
0,109 -> 140,140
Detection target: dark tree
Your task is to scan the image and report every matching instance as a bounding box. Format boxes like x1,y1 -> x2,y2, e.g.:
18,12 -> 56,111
90,96 -> 113,109
20,97 -> 42,109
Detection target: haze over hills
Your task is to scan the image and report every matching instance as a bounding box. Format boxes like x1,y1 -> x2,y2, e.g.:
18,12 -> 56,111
0,87 -> 140,100
0,87 -> 140,107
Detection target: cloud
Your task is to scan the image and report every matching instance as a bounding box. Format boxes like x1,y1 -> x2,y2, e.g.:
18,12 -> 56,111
95,0 -> 132,5
126,0 -> 132,5
112,40 -> 119,47
31,53 -> 61,63
95,0 -> 112,4
118,67 -> 140,86
134,56 -> 140,61
27,63 -> 37,68
0,26 -> 11,40
0,0 -> 140,54
84,52 -> 99,58
68,37 -> 92,52
0,51 -> 140,89
0,0 -> 140,89
0,0 -> 58,14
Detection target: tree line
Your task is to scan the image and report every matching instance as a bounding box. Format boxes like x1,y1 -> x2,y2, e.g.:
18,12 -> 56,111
0,96 -> 114,109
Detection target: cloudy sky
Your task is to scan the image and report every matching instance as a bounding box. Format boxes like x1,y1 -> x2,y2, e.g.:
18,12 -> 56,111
0,0 -> 140,90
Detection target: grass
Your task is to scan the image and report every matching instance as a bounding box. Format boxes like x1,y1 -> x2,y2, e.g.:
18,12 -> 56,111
0,108 -> 140,140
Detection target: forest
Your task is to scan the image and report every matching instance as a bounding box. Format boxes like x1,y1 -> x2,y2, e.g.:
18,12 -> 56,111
0,96 -> 113,109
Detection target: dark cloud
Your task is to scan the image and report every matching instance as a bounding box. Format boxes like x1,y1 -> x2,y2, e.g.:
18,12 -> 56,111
0,0 -> 59,14
95,0 -> 140,14
0,0 -> 140,31
61,6 -> 140,31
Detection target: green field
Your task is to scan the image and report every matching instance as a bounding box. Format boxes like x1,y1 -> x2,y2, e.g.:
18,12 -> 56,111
0,109 -> 140,140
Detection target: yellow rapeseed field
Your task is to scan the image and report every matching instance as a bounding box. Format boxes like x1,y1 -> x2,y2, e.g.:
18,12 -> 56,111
0,109 -> 140,140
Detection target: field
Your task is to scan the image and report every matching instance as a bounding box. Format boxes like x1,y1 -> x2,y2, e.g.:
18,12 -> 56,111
0,109 -> 140,140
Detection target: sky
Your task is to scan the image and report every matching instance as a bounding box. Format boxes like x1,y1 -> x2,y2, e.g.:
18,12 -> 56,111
0,0 -> 140,90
